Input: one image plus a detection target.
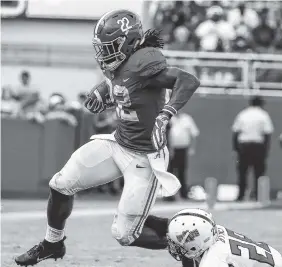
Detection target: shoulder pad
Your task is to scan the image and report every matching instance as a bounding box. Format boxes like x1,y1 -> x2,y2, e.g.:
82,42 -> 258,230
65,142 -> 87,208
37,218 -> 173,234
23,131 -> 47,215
128,47 -> 167,77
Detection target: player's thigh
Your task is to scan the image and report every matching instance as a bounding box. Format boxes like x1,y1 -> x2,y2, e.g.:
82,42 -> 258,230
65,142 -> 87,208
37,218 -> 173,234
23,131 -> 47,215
112,155 -> 160,244
49,139 -> 122,195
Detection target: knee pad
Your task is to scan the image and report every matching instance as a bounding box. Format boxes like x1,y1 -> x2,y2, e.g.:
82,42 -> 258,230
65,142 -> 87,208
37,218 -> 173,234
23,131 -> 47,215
49,167 -> 78,196
111,219 -> 136,246
49,172 -> 73,195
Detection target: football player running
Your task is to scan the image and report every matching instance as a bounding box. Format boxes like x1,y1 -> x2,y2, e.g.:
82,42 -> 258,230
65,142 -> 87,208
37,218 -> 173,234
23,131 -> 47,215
166,208 -> 282,267
15,9 -> 200,266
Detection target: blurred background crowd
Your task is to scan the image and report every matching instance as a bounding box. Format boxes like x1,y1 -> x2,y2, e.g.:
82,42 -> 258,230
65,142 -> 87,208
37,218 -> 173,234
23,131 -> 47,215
1,70 -> 120,195
1,0 -> 282,201
151,0 -> 282,53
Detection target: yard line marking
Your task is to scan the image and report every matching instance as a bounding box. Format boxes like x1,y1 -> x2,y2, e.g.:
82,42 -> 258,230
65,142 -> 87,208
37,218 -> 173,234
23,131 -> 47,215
1,202 -> 265,221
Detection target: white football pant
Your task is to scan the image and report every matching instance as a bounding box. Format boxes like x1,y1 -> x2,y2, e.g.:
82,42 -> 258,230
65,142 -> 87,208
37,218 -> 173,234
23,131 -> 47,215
49,137 -> 168,245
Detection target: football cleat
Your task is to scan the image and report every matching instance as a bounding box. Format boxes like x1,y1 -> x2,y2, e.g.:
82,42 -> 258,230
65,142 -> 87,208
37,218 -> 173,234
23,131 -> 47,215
15,237 -> 66,266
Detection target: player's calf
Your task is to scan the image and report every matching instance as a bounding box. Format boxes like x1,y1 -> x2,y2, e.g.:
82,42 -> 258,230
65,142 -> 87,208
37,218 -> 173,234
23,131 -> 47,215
15,186 -> 74,266
46,187 -> 74,231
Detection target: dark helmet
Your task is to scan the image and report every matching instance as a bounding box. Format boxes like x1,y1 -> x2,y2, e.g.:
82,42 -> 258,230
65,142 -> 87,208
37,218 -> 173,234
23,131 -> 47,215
92,10 -> 143,71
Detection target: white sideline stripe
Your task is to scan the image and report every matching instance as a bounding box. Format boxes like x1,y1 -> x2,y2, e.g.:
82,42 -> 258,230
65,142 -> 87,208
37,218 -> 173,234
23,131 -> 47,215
1,202 -> 264,221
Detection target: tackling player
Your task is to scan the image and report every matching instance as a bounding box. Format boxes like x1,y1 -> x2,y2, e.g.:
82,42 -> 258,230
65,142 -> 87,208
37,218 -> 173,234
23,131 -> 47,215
167,208 -> 282,267
15,9 -> 200,266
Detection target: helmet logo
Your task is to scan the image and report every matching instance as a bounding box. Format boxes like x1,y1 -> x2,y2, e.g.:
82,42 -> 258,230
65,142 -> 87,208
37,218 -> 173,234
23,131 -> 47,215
117,17 -> 133,33
176,229 -> 200,243
185,229 -> 200,243
176,230 -> 190,243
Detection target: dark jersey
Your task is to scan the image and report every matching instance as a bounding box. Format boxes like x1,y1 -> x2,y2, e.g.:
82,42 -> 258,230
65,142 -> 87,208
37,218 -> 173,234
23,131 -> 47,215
104,47 -> 168,153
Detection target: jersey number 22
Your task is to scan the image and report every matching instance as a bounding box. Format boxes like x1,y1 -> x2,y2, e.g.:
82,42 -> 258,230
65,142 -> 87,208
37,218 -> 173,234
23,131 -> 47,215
114,85 -> 139,122
227,229 -> 275,266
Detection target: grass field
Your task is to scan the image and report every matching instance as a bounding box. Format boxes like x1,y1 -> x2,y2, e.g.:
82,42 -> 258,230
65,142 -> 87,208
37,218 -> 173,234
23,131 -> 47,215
2,198 -> 282,267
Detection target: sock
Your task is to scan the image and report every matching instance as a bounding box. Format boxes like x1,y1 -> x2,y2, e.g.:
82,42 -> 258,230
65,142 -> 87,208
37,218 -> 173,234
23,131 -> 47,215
45,224 -> 65,243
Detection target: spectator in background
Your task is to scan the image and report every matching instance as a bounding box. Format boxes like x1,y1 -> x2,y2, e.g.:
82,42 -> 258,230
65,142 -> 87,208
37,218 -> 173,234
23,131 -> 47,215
232,96 -> 273,201
170,1 -> 189,29
1,87 -> 20,117
274,20 -> 282,52
13,71 -> 40,114
166,26 -> 199,51
153,1 -> 175,44
2,71 -> 46,123
232,22 -> 253,52
196,5 -> 236,52
66,92 -> 91,149
45,93 -> 77,127
67,92 -> 88,111
252,8 -> 276,53
279,133 -> 282,148
166,111 -> 199,201
187,0 -> 206,30
228,2 -> 259,30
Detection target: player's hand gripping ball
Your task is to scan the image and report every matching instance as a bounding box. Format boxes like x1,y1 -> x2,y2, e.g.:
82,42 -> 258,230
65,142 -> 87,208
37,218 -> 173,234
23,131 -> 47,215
151,113 -> 170,151
84,81 -> 113,114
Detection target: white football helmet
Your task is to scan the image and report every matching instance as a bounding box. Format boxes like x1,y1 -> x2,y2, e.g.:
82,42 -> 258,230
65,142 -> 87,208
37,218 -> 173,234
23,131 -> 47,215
167,208 -> 218,261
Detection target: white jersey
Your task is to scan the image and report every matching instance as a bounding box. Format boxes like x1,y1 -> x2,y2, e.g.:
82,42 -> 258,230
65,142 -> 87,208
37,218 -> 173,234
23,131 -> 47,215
199,225 -> 282,267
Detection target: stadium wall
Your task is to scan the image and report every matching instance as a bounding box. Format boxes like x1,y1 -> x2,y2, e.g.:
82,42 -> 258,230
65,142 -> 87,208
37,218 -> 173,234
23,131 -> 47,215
1,95 -> 282,198
184,94 -> 282,196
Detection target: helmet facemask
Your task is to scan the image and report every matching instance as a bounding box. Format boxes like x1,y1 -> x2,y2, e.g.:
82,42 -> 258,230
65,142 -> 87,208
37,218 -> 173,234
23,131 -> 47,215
167,235 -> 192,261
92,36 -> 127,71
167,235 -> 208,261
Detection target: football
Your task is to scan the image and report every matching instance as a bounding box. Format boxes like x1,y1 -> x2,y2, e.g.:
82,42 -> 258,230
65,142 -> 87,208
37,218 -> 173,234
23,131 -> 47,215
95,80 -> 111,104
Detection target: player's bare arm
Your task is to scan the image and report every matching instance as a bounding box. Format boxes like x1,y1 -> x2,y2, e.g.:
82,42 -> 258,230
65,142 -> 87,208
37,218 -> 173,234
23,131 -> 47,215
154,67 -> 200,116
150,67 -> 200,150
154,66 -> 200,116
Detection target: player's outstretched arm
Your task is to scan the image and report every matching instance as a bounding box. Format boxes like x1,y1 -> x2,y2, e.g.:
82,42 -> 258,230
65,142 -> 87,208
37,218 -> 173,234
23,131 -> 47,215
150,67 -> 200,150
84,80 -> 113,114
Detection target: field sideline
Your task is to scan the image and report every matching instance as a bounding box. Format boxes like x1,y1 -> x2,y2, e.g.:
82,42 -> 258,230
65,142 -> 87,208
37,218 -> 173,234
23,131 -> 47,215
2,199 -> 282,267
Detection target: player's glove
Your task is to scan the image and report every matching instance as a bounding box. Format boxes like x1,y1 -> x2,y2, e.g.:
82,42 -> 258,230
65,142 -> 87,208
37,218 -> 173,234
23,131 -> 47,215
151,112 -> 171,151
151,105 -> 177,150
84,90 -> 106,113
84,82 -> 113,114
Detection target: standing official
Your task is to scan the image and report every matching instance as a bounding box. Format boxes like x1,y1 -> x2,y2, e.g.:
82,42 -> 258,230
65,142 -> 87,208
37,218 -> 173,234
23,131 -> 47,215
167,112 -> 199,200
232,96 -> 273,201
